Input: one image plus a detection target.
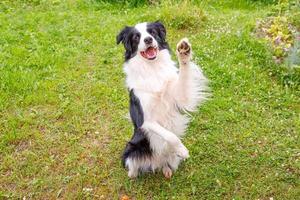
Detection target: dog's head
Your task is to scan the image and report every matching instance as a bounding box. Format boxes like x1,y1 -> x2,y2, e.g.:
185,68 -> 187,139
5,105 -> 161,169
117,21 -> 169,61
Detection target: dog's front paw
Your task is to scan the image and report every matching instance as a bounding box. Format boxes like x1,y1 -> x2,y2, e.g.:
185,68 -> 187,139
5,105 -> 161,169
128,170 -> 138,179
176,38 -> 192,64
176,143 -> 189,160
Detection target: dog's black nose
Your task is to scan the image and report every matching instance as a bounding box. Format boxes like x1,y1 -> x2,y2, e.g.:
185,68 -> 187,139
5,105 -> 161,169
144,37 -> 153,44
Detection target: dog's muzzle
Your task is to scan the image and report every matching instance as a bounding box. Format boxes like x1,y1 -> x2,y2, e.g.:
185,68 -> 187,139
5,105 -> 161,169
140,46 -> 158,60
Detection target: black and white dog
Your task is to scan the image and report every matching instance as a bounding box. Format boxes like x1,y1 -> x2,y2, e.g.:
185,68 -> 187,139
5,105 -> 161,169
117,21 -> 209,178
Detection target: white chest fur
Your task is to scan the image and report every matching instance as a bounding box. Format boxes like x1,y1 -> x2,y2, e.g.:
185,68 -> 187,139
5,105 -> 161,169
124,50 -> 178,92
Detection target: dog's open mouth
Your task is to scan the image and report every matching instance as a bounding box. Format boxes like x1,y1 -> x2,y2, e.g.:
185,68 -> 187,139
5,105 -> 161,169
140,47 -> 158,60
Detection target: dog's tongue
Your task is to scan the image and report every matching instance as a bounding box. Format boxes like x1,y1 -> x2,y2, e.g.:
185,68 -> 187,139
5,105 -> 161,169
145,47 -> 156,58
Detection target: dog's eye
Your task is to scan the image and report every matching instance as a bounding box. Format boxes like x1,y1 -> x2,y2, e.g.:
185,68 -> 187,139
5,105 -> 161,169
149,29 -> 157,35
132,34 -> 140,41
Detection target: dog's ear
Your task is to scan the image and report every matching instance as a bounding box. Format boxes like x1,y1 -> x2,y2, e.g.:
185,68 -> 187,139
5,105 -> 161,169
116,26 -> 131,45
153,21 -> 166,40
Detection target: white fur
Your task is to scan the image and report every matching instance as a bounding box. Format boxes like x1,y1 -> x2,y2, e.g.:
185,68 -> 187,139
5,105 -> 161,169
123,31 -> 209,177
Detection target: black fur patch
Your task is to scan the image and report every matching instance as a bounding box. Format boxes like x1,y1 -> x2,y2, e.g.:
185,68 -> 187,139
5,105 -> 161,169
121,90 -> 152,167
129,89 -> 144,128
116,26 -> 140,61
146,21 -> 170,51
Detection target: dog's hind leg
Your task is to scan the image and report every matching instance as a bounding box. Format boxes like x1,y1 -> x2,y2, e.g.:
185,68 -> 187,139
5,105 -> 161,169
162,165 -> 172,179
162,154 -> 182,179
126,158 -> 139,178
168,154 -> 182,171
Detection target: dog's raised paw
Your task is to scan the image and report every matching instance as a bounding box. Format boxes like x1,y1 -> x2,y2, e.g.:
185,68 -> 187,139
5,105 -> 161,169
176,38 -> 192,63
177,38 -> 191,54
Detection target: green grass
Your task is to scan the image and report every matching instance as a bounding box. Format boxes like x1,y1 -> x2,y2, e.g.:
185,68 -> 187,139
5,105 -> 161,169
0,0 -> 299,199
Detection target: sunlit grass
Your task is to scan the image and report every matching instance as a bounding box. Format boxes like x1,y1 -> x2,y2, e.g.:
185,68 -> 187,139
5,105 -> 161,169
0,0 -> 299,199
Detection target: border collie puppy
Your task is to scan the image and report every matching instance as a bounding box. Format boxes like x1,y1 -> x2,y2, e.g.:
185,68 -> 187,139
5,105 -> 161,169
117,21 -> 209,178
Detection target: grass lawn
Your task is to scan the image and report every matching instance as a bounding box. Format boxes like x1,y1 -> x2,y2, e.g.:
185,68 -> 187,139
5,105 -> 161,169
0,0 -> 299,199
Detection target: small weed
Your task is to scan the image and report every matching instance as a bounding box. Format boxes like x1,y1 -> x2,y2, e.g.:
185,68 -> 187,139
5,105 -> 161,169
256,16 -> 293,61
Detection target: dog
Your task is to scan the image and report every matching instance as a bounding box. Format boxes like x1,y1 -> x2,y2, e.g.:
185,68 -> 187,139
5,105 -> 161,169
117,21 -> 209,178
